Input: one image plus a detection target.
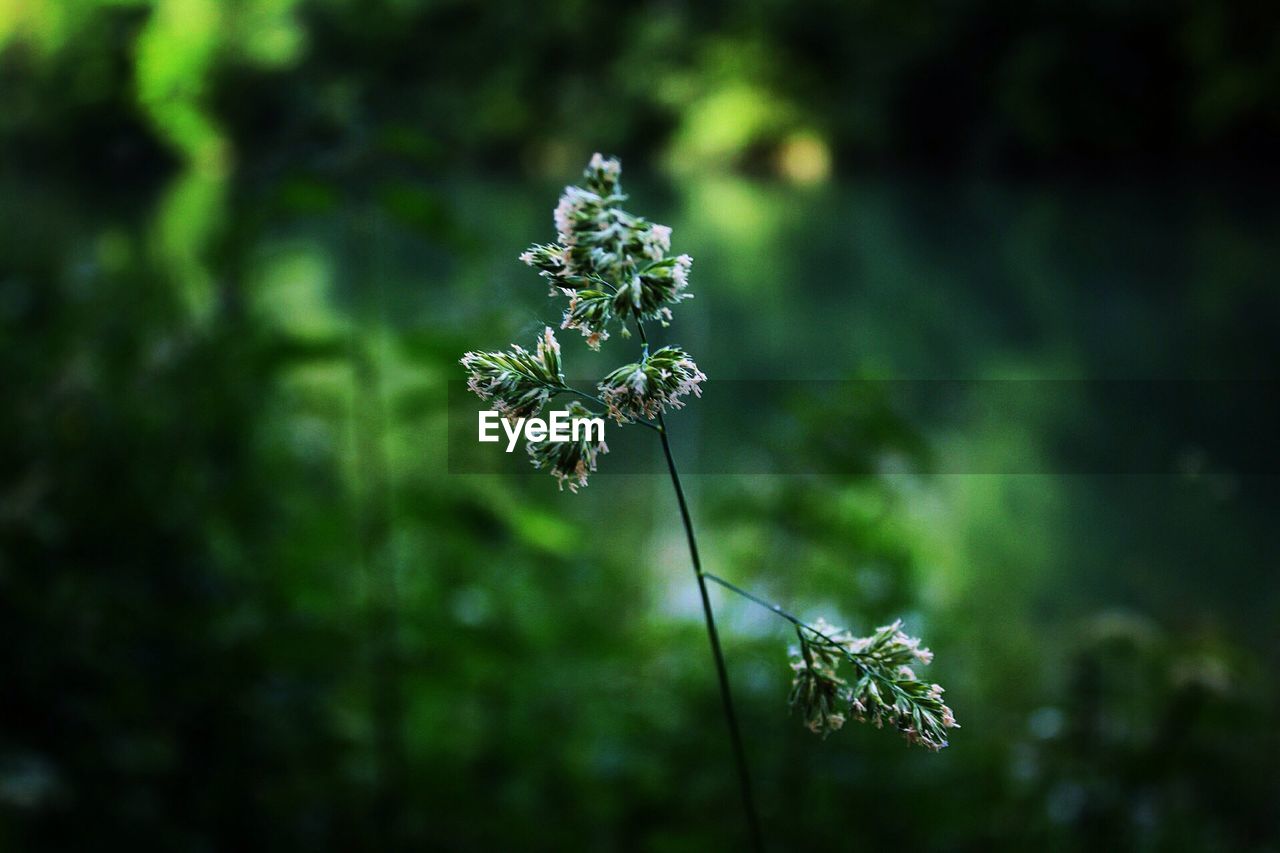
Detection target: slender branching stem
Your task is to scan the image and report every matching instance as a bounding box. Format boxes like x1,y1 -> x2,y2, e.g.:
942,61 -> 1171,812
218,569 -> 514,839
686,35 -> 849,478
555,385 -> 606,408
655,414 -> 764,853
700,572 -> 848,649
699,571 -> 805,627
639,322 -> 764,853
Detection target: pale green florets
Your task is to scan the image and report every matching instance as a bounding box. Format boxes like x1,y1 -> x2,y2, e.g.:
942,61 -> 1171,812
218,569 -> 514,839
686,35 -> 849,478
598,345 -> 706,423
522,155 -> 695,350
460,326 -> 564,421
789,618 -> 959,749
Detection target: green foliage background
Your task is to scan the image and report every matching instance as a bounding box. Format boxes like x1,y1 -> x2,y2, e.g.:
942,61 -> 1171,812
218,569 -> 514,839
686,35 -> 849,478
2,2 -> 1279,850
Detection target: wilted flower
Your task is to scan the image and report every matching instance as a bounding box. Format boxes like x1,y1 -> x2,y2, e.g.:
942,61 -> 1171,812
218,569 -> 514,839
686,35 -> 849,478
526,401 -> 609,493
460,327 -> 564,421
598,345 -> 706,423
788,618 -> 960,751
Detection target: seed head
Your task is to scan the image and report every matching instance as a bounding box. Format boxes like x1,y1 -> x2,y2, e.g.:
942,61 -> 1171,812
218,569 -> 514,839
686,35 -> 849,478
522,154 -> 695,345
526,401 -> 609,493
598,346 -> 706,423
459,327 -> 564,421
788,618 -> 959,751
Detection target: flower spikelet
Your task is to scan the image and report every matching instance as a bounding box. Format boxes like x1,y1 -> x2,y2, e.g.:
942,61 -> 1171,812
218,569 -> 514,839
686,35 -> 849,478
526,401 -> 609,493
598,346 -> 706,423
459,327 -> 564,421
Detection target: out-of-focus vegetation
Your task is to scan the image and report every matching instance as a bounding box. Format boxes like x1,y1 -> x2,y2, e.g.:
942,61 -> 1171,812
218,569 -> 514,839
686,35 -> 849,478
3,2 -> 1279,851
6,0 -> 1280,180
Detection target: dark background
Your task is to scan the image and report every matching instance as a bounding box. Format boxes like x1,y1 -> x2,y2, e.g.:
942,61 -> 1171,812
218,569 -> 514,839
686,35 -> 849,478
3,1 -> 1279,850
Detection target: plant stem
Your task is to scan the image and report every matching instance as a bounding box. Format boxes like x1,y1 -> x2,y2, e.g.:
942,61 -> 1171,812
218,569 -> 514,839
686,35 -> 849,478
703,571 -> 894,663
701,572 -> 832,640
637,324 -> 763,852
700,572 -> 810,630
655,411 -> 764,853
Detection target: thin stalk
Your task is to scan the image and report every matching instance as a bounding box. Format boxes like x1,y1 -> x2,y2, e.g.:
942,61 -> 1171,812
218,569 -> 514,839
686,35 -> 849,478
656,410 -> 764,852
703,571 -> 892,661
701,572 -> 835,642
701,572 -> 810,630
639,323 -> 764,853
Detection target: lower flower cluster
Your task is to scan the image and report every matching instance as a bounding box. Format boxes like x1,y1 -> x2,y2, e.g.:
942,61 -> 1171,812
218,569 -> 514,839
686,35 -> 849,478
788,618 -> 959,749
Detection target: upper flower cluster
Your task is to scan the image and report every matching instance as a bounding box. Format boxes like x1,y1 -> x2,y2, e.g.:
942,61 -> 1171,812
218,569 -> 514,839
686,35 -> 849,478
788,618 -> 959,749
461,154 -> 707,491
521,154 -> 694,350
